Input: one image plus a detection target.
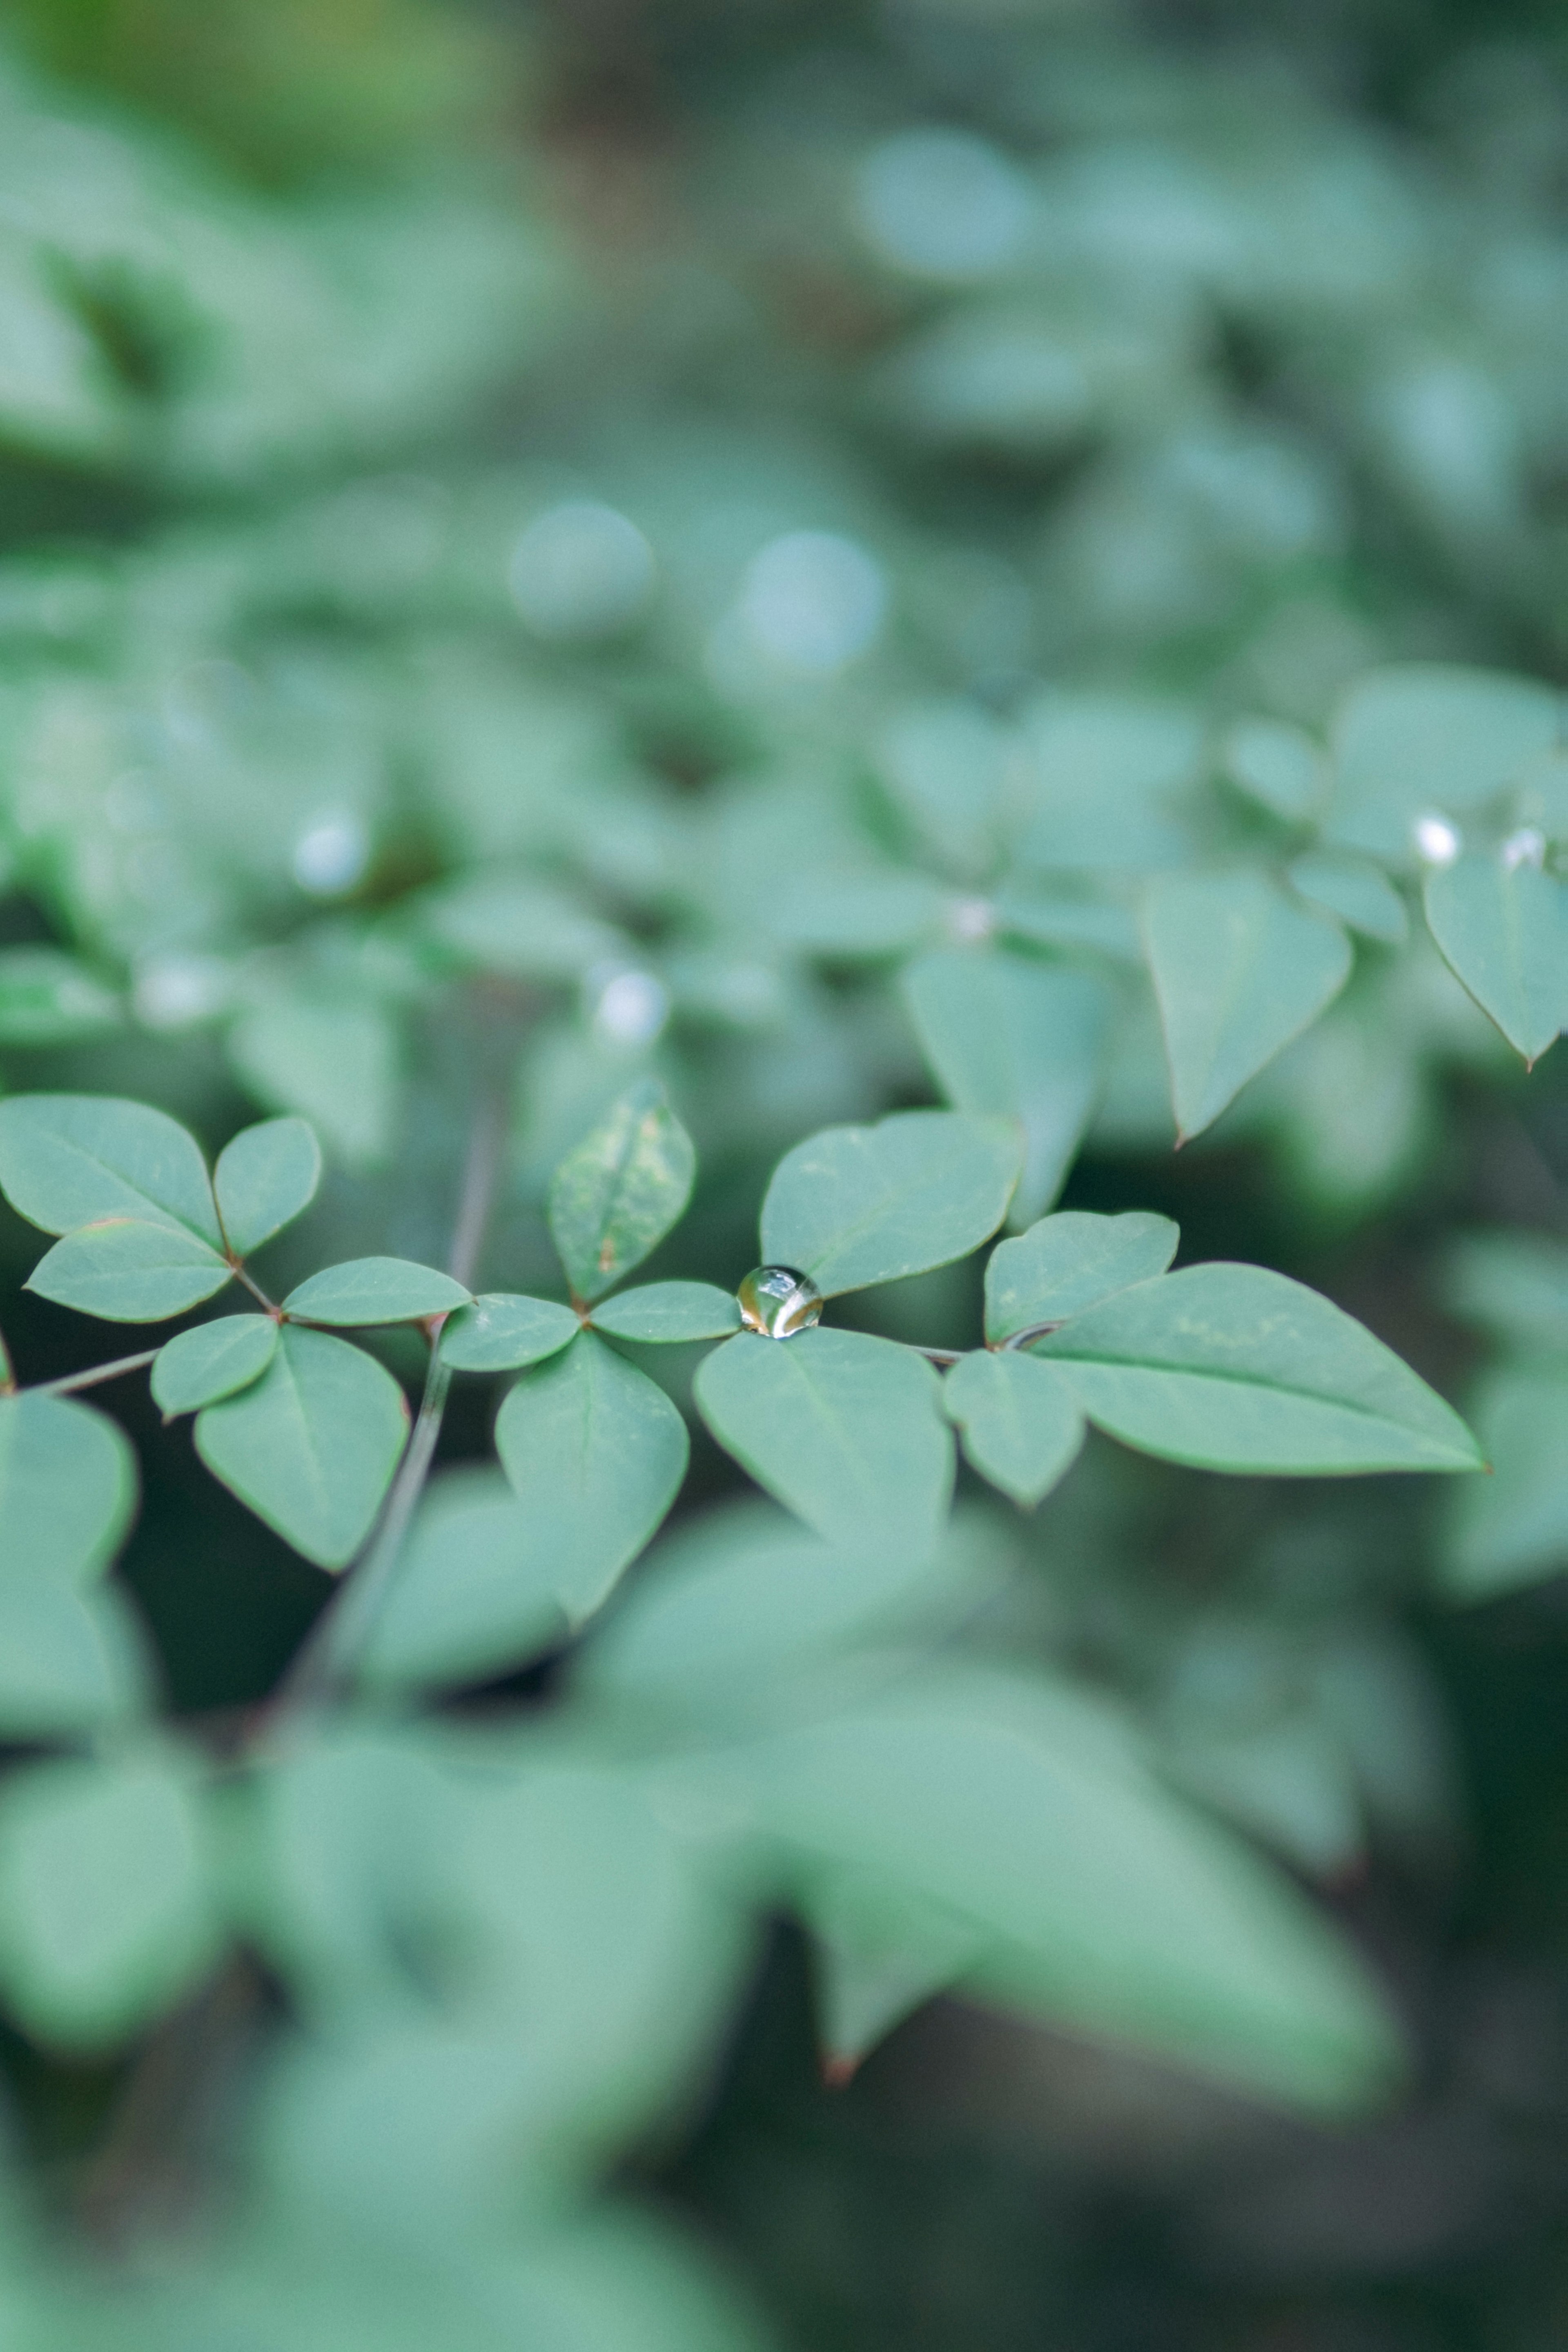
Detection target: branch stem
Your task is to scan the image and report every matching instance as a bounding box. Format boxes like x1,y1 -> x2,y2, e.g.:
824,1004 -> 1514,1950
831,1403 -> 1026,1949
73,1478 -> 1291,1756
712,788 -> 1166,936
33,1350 -> 158,1397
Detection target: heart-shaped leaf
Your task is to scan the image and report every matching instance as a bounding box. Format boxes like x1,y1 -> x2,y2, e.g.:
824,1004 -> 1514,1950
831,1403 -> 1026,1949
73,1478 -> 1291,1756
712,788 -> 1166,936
760,1111 -> 1020,1297
0,1394 -> 136,1583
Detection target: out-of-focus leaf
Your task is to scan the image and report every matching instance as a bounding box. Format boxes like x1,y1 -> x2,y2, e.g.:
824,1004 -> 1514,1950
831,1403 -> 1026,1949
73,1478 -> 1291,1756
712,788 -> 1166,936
548,1081 -> 696,1305
0,1394 -> 136,1582
766,871 -> 947,959
351,1468 -> 564,1693
761,1111 -> 1020,1296
0,1579 -> 149,1738
228,993 -> 399,1167
1423,854 -> 1568,1064
1446,1362 -> 1568,1599
0,949 -> 119,1046
1222,717 -> 1327,824
1327,664 -> 1561,864
1289,852 -> 1408,943
1446,1232 -> 1568,1353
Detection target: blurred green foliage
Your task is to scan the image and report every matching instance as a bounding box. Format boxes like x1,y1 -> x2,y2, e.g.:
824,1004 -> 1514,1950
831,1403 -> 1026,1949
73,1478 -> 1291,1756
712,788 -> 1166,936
0,0 -> 1566,2346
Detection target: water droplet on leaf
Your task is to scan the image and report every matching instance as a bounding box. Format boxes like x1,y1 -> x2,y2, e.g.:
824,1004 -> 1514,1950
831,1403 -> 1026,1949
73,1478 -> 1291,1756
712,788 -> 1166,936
1412,811 -> 1461,867
737,1265 -> 823,1339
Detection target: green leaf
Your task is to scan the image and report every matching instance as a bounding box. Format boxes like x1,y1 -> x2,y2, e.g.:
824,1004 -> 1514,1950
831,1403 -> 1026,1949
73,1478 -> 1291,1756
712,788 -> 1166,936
0,1580 -> 148,1737
804,1866 -> 985,2077
1445,1363 -> 1568,1600
766,871 -> 947,959
421,871 -> 627,980
151,1315 -> 279,1417
1446,1232 -> 1568,1353
902,951 -> 1109,1228
26,1220 -> 232,1322
214,1117 -> 323,1256
1289,852 -> 1408,943
548,1081 -> 696,1304
0,1747 -> 219,2049
228,993 -> 399,1167
195,1326 -> 410,1569
283,1257 -> 472,1325
494,1332 -> 689,1620
942,1350 -> 1084,1506
760,1110 -> 1020,1296
1221,717 -> 1328,824
0,949 -> 119,1047
1143,871 -> 1353,1140
1327,664 -> 1561,863
439,1293 -> 581,1372
984,1210 -> 1179,1340
1423,855 -> 1568,1065
1031,1263 -> 1482,1474
1017,693 -> 1201,871
0,1393 -> 136,1582
590,1283 -> 742,1344
991,892 -> 1142,962
694,1328 -> 953,1561
352,1468 -> 565,1693
743,1673 -> 1401,2109
0,1094 -> 220,1244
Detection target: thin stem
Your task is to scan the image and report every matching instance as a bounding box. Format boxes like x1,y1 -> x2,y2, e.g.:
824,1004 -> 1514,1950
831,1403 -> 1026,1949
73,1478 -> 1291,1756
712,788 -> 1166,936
33,1350 -> 158,1397
234,1267 -> 280,1316
275,1086 -> 508,1712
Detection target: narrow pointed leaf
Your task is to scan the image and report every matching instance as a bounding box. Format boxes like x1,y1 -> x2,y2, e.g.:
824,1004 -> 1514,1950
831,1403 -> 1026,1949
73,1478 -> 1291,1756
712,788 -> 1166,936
494,1331 -> 688,1621
942,1350 -> 1084,1506
0,1094 -> 219,1244
352,1468 -> 565,1694
590,1282 -> 742,1344
439,1293 -> 581,1372
151,1316 -> 278,1417
1423,855 -> 1568,1065
283,1258 -> 472,1326
27,1219 -> 231,1322
548,1080 -> 696,1303
0,1393 -> 136,1582
902,951 -> 1109,1227
1032,1263 -> 1482,1474
694,1327 -> 954,1560
195,1325 -> 410,1569
1143,871 -> 1352,1140
985,1210 -> 1179,1341
760,1110 -> 1020,1297
214,1117 -> 322,1257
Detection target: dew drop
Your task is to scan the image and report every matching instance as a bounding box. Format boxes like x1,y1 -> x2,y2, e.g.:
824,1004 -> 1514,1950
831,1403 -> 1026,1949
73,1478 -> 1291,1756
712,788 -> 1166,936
737,1265 -> 824,1339
1501,825 -> 1546,873
1412,811 -> 1462,867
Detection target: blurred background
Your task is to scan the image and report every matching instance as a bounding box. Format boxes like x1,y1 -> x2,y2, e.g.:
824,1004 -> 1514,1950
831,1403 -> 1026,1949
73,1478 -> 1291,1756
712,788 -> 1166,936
4,0 -> 1568,2346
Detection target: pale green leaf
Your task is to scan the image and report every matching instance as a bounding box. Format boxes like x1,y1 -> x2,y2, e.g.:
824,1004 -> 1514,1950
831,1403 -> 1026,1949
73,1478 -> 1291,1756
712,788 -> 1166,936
0,1094 -> 219,1244
1446,1232 -> 1568,1353
744,1673 -> 1401,2109
228,994 -> 399,1167
0,1580 -> 149,1737
0,1748 -> 220,2049
1445,1362 -> 1568,1600
942,1350 -> 1084,1506
421,871 -> 626,980
1033,1263 -> 1482,1473
1143,870 -> 1352,1140
548,1081 -> 696,1303
440,1292 -> 581,1372
214,1117 -> 322,1256
283,1257 -> 472,1326
195,1326 -> 410,1569
760,1110 -> 1020,1296
1221,717 -> 1328,824
1017,692 -> 1201,871
1423,855 -> 1568,1065
590,1282 -> 742,1344
804,1866 -> 985,2076
0,1393 -> 136,1581
151,1315 -> 279,1417
494,1332 -> 689,1620
27,1219 -> 232,1322
902,951 -> 1109,1227
694,1327 -> 953,1561
0,949 -> 119,1047
1289,852 -> 1408,943
991,892 -> 1142,962
352,1468 -> 565,1693
984,1209 -> 1179,1341
1328,664 -> 1561,863
767,871 -> 947,958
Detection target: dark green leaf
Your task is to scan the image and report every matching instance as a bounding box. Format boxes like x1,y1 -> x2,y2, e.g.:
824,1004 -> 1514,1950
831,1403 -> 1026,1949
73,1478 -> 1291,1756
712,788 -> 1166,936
27,1219 -> 232,1322
283,1257 -> 472,1325
0,1394 -> 136,1582
1423,854 -> 1568,1065
195,1326 -> 410,1569
151,1315 -> 279,1417
548,1081 -> 696,1304
495,1332 -> 689,1620
694,1327 -> 953,1560
902,951 -> 1109,1227
1143,871 -> 1353,1140
440,1292 -> 581,1372
760,1110 -> 1020,1296
985,1210 -> 1179,1340
942,1350 -> 1084,1506
1032,1263 -> 1482,1474
214,1116 -> 322,1256
1446,1232 -> 1568,1353
590,1282 -> 742,1344
0,1094 -> 219,1244
1445,1363 -> 1568,1600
